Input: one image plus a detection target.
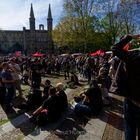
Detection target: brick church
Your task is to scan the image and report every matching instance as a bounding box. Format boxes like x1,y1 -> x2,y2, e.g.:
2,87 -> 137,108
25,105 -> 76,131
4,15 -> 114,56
0,4 -> 53,55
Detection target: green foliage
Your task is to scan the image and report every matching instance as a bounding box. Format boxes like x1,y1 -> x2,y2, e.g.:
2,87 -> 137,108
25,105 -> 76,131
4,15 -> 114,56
52,0 -> 139,53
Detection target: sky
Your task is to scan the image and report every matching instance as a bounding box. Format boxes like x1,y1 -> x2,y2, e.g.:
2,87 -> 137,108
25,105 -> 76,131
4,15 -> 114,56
0,0 -> 64,30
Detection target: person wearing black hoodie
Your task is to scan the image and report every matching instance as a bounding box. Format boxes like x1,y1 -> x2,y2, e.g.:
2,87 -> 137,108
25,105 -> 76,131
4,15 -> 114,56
112,34 -> 140,140
56,83 -> 68,112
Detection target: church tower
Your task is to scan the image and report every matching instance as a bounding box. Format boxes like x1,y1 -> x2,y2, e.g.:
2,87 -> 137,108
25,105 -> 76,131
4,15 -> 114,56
47,4 -> 53,54
29,3 -> 35,31
47,4 -> 53,32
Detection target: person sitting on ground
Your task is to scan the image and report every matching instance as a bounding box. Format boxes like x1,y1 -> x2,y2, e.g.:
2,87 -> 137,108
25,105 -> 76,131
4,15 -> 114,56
56,82 -> 68,112
18,88 -> 42,110
70,72 -> 79,85
42,79 -> 52,101
27,88 -> 43,110
74,80 -> 103,116
29,87 -> 61,126
67,72 -> 79,87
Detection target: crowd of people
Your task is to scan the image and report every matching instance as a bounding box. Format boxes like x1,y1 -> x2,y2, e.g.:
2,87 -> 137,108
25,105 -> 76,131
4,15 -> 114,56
0,53 -> 115,118
1,39 -> 139,140
0,54 -> 116,107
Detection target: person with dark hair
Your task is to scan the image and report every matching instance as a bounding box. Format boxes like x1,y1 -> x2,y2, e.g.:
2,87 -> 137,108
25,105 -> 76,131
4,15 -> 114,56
67,72 -> 79,88
29,87 -> 61,126
9,58 -> 23,97
42,79 -> 52,101
112,34 -> 140,140
0,61 -> 6,104
18,88 -> 42,110
22,65 -> 30,85
84,80 -> 103,115
74,80 -> 103,116
1,62 -> 15,113
70,72 -> 79,85
63,59 -> 70,80
30,59 -> 43,89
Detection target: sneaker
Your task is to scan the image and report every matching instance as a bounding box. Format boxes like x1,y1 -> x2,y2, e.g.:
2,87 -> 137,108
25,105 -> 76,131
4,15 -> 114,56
25,112 -> 32,119
25,113 -> 36,123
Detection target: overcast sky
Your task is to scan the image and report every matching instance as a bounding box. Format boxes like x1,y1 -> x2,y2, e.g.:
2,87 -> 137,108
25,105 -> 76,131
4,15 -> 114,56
0,0 -> 63,30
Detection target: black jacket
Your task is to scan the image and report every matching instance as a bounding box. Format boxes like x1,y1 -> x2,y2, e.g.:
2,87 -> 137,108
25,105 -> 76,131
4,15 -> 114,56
112,35 -> 140,102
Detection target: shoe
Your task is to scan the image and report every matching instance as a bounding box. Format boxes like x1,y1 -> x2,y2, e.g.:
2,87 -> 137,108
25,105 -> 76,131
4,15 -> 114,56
25,113 -> 36,123
25,112 -> 32,119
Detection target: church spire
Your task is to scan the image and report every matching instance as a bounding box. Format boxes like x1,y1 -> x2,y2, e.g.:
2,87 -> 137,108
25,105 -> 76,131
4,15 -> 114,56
29,3 -> 35,31
47,4 -> 53,54
48,4 -> 52,19
47,4 -> 52,31
30,3 -> 35,18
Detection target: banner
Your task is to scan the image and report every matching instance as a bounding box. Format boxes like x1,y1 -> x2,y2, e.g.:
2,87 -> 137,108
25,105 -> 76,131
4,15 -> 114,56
15,51 -> 21,57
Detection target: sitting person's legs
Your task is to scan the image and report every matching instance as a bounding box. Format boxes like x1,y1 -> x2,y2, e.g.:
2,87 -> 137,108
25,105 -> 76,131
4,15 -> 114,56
74,103 -> 92,116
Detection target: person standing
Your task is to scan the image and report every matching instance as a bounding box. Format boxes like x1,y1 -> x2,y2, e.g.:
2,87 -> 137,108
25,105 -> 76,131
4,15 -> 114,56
1,62 -> 15,113
0,59 -> 6,104
112,34 -> 140,140
9,58 -> 23,97
30,59 -> 43,89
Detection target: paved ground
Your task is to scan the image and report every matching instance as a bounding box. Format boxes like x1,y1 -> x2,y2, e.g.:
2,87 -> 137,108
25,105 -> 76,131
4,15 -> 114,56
0,73 -> 125,140
45,93 -> 124,140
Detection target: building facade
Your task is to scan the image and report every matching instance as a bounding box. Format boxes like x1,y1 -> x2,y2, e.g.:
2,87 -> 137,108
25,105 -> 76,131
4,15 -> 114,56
0,4 -> 53,55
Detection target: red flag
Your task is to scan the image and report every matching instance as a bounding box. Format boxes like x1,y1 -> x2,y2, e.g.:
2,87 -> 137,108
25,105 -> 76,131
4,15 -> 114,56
15,51 -> 21,57
90,49 -> 105,56
32,52 -> 45,57
123,43 -> 130,51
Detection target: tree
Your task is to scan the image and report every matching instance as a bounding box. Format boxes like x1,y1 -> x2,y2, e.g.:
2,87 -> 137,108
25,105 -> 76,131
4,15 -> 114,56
53,0 -> 102,52
53,0 -> 140,53
117,0 -> 139,34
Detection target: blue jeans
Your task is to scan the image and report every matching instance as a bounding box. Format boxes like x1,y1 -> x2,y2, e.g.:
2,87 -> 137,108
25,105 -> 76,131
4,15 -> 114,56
5,87 -> 15,111
32,77 -> 41,89
74,103 -> 92,116
124,99 -> 140,140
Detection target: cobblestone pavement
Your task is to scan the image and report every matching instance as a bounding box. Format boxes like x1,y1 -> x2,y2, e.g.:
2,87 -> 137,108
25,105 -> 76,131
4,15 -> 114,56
102,94 -> 124,140
45,93 -> 124,140
0,74 -> 125,140
0,74 -> 86,140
